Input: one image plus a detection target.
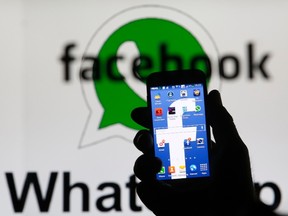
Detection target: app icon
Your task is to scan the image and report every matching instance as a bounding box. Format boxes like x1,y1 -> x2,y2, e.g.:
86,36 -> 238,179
190,164 -> 197,172
158,139 -> 165,148
179,165 -> 186,173
159,166 -> 166,174
168,107 -> 176,115
180,90 -> 188,97
200,163 -> 208,171
155,108 -> 163,116
184,137 -> 192,147
167,91 -> 174,97
197,125 -> 205,131
154,93 -> 161,100
195,105 -> 201,112
197,138 -> 204,144
182,106 -> 187,113
168,166 -> 176,173
193,89 -> 200,96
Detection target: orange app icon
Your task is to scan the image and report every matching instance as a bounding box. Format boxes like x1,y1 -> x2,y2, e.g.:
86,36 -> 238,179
168,166 -> 176,173
155,108 -> 163,116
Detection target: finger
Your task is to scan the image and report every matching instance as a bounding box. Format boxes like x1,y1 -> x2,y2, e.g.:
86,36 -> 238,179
137,181 -> 212,216
133,155 -> 162,181
208,89 -> 223,107
133,130 -> 154,154
208,90 -> 243,148
208,92 -> 254,191
131,107 -> 151,128
136,181 -> 173,215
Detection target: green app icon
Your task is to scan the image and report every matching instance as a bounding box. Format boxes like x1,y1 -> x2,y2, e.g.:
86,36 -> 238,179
159,166 -> 166,174
195,105 -> 201,112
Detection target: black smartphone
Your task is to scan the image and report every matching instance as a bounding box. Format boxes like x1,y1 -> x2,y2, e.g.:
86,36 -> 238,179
147,69 -> 211,186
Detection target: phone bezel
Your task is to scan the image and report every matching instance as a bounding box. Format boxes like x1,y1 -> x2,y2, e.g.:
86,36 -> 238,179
146,69 -> 212,187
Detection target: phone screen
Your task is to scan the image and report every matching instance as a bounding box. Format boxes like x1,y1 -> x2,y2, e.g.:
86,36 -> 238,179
150,83 -> 210,181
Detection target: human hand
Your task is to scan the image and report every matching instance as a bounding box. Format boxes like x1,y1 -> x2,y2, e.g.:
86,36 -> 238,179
131,90 -> 260,216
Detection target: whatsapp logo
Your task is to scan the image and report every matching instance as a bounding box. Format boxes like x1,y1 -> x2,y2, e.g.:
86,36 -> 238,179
79,5 -> 220,148
96,18 -> 209,130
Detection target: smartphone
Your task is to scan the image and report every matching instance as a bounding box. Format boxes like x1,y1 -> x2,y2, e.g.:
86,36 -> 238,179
147,69 -> 211,185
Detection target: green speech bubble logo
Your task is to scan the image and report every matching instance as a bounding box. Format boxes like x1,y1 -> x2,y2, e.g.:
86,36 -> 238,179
95,18 -> 208,130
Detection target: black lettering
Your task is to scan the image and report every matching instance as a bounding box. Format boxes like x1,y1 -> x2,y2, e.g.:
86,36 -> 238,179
190,55 -> 212,79
5,172 -> 57,212
160,43 -> 183,71
255,182 -> 281,211
80,56 -> 100,80
96,183 -> 121,212
219,55 -> 240,79
132,56 -> 153,81
60,43 -> 76,82
63,172 -> 89,212
106,56 -> 125,81
248,43 -> 270,79
126,175 -> 142,211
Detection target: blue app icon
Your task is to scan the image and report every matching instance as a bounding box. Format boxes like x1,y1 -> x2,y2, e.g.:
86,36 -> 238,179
184,138 -> 192,147
190,164 -> 197,172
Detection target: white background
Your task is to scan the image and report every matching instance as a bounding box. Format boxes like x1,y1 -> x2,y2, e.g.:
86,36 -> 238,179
1,0 -> 288,215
